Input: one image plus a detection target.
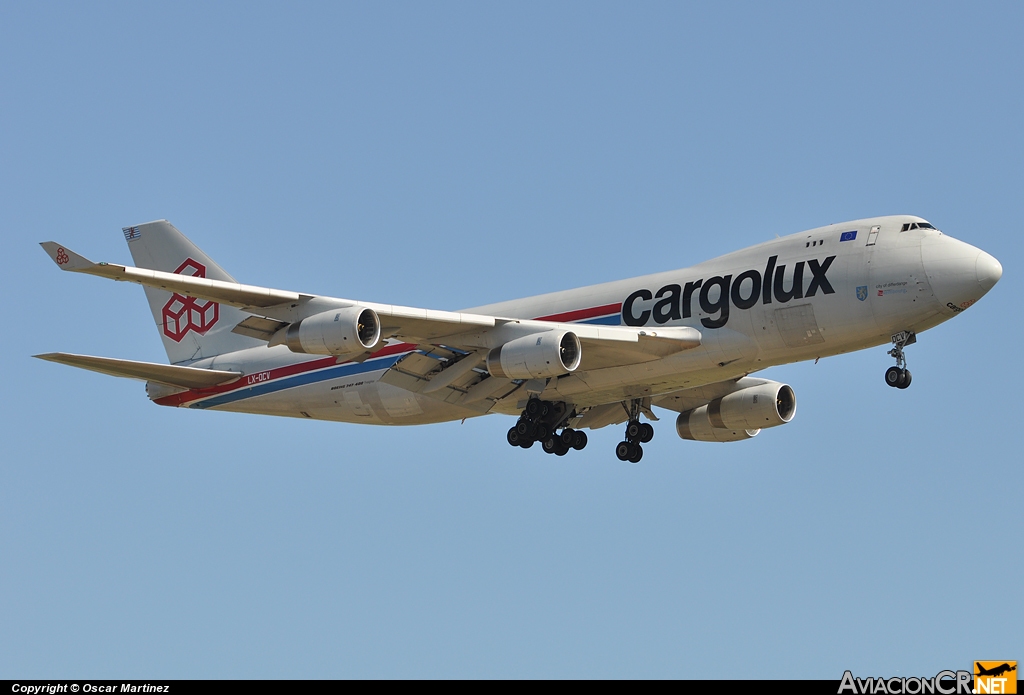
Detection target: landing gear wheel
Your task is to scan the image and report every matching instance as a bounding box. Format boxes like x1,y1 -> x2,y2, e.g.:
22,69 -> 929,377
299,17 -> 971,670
509,399 -> 578,454
897,368 -> 912,389
615,441 -> 632,461
639,423 -> 654,443
572,430 -> 588,451
626,420 -> 642,441
628,443 -> 644,463
885,331 -> 916,389
542,436 -> 559,454
885,366 -> 903,387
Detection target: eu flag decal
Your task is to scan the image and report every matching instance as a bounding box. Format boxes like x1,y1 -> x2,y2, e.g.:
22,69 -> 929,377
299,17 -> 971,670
839,230 -> 858,242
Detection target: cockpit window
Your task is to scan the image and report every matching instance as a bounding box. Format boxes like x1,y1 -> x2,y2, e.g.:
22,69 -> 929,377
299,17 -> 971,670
901,221 -> 936,232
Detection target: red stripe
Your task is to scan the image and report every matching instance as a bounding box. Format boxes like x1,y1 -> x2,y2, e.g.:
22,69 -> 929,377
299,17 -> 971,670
533,302 -> 622,323
155,342 -> 417,407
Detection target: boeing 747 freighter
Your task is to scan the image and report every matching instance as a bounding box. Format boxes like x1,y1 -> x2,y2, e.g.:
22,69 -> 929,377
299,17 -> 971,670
38,216 -> 1001,461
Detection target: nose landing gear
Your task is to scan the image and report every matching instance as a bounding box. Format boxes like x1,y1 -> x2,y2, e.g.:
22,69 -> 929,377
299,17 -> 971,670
615,399 -> 655,463
884,331 -> 915,389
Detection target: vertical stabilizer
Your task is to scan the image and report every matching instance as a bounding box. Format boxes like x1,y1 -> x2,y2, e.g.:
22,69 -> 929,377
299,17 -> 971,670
124,220 -> 263,364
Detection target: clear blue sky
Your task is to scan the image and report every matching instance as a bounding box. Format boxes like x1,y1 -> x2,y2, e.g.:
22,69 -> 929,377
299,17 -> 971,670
2,1 -> 1020,678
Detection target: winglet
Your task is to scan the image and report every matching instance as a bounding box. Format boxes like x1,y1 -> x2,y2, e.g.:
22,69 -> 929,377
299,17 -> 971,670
39,242 -> 98,272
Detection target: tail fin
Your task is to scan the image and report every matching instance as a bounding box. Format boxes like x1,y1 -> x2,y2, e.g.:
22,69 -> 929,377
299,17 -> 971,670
125,220 -> 263,364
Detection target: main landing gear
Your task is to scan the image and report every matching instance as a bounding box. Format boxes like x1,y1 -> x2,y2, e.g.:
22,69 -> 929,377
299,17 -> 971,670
884,331 -> 915,390
615,399 -> 654,463
506,398 -> 588,456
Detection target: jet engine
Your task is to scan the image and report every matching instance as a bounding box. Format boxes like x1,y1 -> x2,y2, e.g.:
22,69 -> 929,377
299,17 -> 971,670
676,381 -> 796,442
707,381 -> 796,430
486,331 -> 582,380
283,306 -> 382,357
676,406 -> 761,442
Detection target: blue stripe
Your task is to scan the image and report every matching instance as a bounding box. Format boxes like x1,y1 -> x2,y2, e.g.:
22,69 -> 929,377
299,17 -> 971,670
190,354 -> 403,410
190,312 -> 619,410
580,314 -> 621,325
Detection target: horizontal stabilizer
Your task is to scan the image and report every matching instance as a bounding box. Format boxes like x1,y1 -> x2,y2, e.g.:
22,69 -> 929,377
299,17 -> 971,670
34,352 -> 241,389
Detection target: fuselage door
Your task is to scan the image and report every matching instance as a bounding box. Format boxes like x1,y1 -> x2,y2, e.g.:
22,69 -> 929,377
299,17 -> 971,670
866,225 -> 880,246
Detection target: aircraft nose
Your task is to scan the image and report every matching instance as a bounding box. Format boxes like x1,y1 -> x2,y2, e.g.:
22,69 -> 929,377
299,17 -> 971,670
976,250 -> 1002,293
922,235 -> 1001,314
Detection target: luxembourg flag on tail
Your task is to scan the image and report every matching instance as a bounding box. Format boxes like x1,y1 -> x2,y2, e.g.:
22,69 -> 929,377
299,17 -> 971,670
122,226 -> 141,241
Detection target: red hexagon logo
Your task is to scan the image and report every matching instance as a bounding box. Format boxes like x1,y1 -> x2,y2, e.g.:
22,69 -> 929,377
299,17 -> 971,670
161,258 -> 219,342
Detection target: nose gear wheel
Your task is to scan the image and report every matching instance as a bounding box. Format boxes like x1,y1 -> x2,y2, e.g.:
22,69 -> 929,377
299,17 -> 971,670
884,331 -> 916,390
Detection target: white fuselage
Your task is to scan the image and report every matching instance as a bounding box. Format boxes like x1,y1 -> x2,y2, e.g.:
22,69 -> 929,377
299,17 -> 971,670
160,215 -> 1000,425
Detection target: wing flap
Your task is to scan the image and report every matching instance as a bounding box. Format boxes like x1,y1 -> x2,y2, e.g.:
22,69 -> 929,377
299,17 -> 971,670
34,352 -> 241,389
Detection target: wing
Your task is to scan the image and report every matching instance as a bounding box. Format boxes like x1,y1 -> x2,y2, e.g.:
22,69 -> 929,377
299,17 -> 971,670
34,352 -> 241,389
40,242 -> 702,375
650,376 -> 779,413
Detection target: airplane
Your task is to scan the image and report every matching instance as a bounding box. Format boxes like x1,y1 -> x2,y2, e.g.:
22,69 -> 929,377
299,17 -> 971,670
976,663 -> 1016,678
36,215 -> 1001,462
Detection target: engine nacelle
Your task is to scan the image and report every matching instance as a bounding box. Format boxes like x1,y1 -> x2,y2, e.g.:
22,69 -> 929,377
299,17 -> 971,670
675,381 -> 796,442
676,406 -> 760,442
486,331 -> 581,380
283,306 -> 382,357
708,381 -> 796,430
